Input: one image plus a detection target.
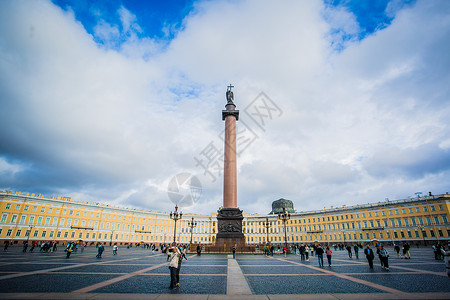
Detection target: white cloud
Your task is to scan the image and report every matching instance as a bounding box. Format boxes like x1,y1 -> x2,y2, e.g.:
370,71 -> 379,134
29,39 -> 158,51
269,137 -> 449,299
1,0 -> 449,215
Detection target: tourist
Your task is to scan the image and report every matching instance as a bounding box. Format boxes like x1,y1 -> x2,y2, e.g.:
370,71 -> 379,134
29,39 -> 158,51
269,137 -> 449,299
3,240 -> 9,251
233,246 -> 236,259
353,244 -> 359,259
325,246 -> 332,267
403,243 -> 411,259
379,245 -> 389,271
346,245 -> 352,258
270,245 -> 274,256
196,244 -> 202,256
113,244 -> 118,255
441,243 -> 450,277
176,246 -> 187,287
364,244 -> 375,269
283,246 -> 287,257
66,245 -> 72,258
96,243 -> 104,258
299,244 -> 305,261
23,241 -> 28,252
394,244 -> 400,257
304,245 -> 310,261
168,245 -> 180,289
29,241 -> 36,252
316,245 -> 324,267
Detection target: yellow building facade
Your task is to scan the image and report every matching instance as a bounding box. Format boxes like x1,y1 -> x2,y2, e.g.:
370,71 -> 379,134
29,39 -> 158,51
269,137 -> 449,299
1,190 -> 449,246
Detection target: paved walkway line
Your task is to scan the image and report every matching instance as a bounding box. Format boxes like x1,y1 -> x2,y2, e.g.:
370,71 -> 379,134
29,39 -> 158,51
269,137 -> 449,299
226,255 -> 252,295
71,253 -> 195,294
271,257 -> 408,296
389,265 -> 448,277
0,254 -> 161,281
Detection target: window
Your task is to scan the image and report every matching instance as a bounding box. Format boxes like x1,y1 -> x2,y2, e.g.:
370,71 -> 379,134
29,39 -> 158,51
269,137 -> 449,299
19,215 -> 26,224
25,230 -> 30,237
30,215 -> 36,224
11,214 -> 18,223
397,218 -> 402,227
430,230 -> 435,237
395,210 -> 399,215
391,220 -> 396,227
438,230 -> 443,237
5,203 -> 11,209
443,215 -> 448,224
415,231 -> 419,238
83,212 -> 87,217
402,209 -> 406,214
69,210 -> 73,215
362,213 -> 365,218
64,232 -> 68,238
1,213 -> 8,223
57,231 -> 61,238
15,229 -> 21,237
422,230 -> 427,238
48,208 -> 52,214
370,220 -> 374,227
380,232 -> 384,239
434,216 -> 440,225
40,207 -> 45,213
33,230 -> 39,237
15,204 -> 20,210
63,210 -> 67,215
411,217 -> 417,226
56,209 -> 60,214
407,231 -> 412,238
431,206 -> 436,211
383,220 -> 388,227
394,231 -> 398,238
389,210 -> 393,215
49,231 -> 54,238
424,206 -> 428,212
41,230 -> 46,237
439,205 -> 444,211
404,218 -> 409,226
32,206 -> 37,212
45,217 -> 51,225
368,212 -> 372,217
416,207 -> 420,212
409,208 -> 413,213
76,211 -> 80,216
6,229 -> 12,237
24,205 -> 29,211
382,211 -> 386,216
426,216 -> 432,225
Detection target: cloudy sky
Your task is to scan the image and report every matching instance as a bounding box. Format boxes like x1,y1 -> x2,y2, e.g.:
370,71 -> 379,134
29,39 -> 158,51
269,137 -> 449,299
1,0 -> 449,215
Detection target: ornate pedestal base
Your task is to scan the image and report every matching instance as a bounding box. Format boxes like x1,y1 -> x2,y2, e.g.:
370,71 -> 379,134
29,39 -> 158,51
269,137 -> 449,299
215,208 -> 248,252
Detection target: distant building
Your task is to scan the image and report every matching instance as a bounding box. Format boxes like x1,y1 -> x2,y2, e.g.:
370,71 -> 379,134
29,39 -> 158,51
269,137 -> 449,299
0,190 -> 449,246
270,198 -> 295,214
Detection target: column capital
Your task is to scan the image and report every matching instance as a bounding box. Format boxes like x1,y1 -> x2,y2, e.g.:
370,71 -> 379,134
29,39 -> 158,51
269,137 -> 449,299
222,110 -> 239,121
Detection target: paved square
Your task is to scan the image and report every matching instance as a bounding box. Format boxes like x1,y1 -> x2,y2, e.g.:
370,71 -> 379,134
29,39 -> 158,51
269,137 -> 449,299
0,246 -> 448,299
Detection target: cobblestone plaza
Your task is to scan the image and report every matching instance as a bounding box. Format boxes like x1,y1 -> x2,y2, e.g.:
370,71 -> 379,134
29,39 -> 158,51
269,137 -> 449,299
0,246 -> 448,299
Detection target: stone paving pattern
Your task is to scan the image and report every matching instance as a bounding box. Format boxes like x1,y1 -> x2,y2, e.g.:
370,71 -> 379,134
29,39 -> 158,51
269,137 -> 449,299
0,246 -> 448,299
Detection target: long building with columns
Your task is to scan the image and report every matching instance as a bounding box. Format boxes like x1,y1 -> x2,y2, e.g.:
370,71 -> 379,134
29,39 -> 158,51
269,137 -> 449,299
1,190 -> 449,246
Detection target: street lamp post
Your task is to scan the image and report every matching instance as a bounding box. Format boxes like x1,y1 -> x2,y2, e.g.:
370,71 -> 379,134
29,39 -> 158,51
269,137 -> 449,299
169,205 -> 182,244
188,217 -> 197,244
277,206 -> 290,251
26,225 -> 34,244
264,217 -> 272,244
418,225 -> 426,246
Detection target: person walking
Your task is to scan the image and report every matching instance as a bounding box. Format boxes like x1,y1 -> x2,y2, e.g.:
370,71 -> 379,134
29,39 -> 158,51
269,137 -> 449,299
316,245 -> 324,267
232,246 -> 236,259
404,242 -> 411,259
96,244 -> 104,258
346,245 -> 352,258
364,244 -> 375,269
379,245 -> 389,271
168,245 -> 180,289
325,246 -> 332,267
23,241 -> 28,253
394,244 -> 400,257
113,244 -> 118,255
353,244 -> 359,259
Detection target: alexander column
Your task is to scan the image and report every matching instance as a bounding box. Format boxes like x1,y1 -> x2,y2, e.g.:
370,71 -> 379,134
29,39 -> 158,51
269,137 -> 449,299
216,85 -> 245,250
